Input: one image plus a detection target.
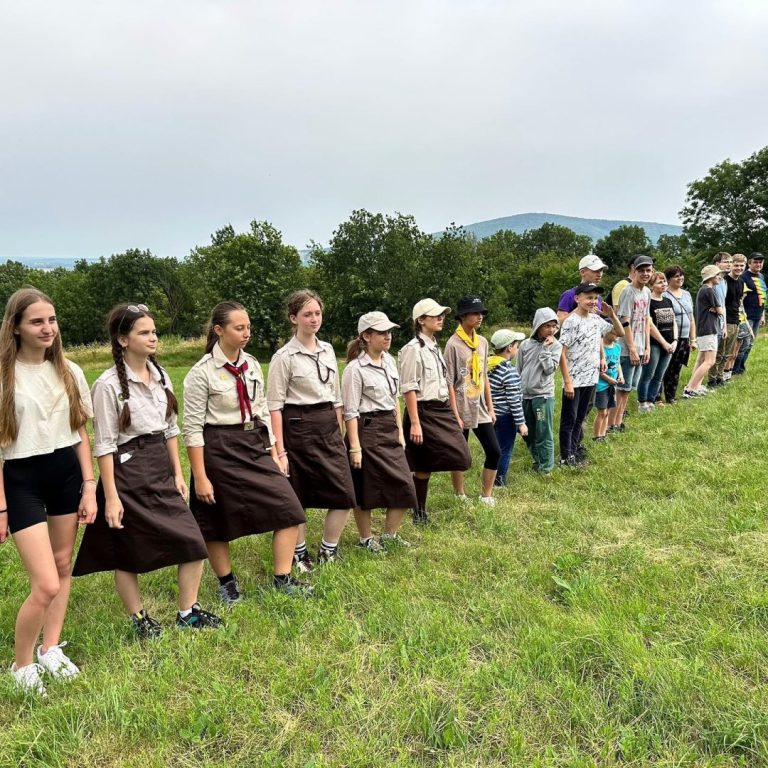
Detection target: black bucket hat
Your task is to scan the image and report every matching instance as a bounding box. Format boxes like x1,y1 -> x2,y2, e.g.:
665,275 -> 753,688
455,296 -> 488,319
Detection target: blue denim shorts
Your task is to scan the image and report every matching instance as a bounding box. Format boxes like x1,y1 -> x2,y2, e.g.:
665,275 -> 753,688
618,356 -> 643,391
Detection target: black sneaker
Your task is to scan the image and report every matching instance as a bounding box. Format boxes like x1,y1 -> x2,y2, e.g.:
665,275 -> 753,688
293,550 -> 315,574
131,610 -> 162,639
176,603 -> 223,629
217,577 -> 243,605
274,575 -> 314,597
317,547 -> 341,565
412,508 -> 430,526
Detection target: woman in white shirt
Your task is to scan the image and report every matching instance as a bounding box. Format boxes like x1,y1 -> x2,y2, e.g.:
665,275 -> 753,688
73,304 -> 221,637
0,288 -> 97,696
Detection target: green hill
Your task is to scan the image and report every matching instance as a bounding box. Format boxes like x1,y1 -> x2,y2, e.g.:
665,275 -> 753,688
456,212 -> 682,244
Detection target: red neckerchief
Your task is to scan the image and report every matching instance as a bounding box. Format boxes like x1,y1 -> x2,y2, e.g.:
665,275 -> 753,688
223,358 -> 253,424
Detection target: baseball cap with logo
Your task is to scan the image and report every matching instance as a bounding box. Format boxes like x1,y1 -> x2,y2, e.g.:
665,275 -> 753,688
579,254 -> 608,271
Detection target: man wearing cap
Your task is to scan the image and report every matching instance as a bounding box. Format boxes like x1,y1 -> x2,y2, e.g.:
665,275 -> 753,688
557,254 -> 608,324
710,253 -> 745,385
487,328 -> 527,486
614,255 -> 654,427
733,252 -> 766,373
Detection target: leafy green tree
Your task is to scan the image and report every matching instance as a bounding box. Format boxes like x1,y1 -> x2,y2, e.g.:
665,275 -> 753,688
681,146 -> 768,255
187,220 -> 304,352
594,225 -> 654,274
311,210 -> 430,342
515,223 -> 592,262
0,261 -> 31,308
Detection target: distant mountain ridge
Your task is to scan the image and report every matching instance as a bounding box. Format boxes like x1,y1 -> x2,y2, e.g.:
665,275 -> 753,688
454,213 -> 682,244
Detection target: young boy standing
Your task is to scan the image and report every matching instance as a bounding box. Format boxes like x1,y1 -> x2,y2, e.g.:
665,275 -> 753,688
488,329 -> 528,487
615,255 -> 654,429
558,283 -> 619,466
594,328 -> 624,439
517,308 -> 562,475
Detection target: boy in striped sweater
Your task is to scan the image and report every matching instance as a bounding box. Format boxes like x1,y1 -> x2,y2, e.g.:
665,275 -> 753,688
488,329 -> 528,487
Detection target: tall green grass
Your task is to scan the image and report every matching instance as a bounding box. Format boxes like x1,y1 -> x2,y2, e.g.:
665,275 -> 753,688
2,339 -> 767,766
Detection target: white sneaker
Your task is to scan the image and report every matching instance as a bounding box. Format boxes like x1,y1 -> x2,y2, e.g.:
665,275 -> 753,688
10,662 -> 47,696
36,642 -> 80,680
479,496 -> 497,507
455,494 -> 471,503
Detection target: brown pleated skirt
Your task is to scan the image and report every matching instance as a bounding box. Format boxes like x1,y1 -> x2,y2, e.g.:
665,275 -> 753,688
282,403 -> 356,510
189,423 -> 306,542
73,434 -> 208,576
350,410 -> 417,510
403,400 -> 472,473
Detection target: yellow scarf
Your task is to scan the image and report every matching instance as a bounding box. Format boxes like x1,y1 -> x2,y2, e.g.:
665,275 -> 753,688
456,325 -> 482,388
487,354 -> 505,372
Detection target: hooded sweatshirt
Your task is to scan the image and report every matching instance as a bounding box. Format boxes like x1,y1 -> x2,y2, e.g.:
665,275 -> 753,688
517,307 -> 562,398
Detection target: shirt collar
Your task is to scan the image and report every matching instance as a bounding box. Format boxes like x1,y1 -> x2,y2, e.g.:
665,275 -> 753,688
211,342 -> 243,369
123,361 -> 162,385
285,335 -> 321,356
418,333 -> 437,349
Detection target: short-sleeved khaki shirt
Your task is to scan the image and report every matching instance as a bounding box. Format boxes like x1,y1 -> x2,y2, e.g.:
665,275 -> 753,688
266,336 -> 341,411
397,334 -> 449,402
341,352 -> 399,421
183,343 -> 273,448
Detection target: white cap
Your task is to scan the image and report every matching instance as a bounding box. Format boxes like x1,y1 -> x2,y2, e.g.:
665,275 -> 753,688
412,298 -> 451,320
579,254 -> 608,271
357,311 -> 399,334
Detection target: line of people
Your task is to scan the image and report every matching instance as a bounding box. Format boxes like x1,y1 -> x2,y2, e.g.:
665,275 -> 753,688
1,251 -> 764,696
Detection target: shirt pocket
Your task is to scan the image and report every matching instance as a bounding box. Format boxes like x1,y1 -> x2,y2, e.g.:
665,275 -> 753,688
209,375 -> 239,410
244,367 -> 263,405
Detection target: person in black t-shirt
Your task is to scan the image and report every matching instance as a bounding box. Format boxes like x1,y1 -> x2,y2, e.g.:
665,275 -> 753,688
637,272 -> 677,411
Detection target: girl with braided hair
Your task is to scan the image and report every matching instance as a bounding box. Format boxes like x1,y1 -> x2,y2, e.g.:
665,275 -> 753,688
183,302 -> 308,604
73,304 -> 221,637
0,288 -> 96,696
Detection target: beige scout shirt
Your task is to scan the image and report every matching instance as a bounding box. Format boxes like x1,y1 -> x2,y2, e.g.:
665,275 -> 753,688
92,364 -> 180,457
397,334 -> 449,402
183,343 -> 274,449
1,359 -> 93,461
266,336 -> 342,411
444,333 -> 492,428
341,352 -> 399,422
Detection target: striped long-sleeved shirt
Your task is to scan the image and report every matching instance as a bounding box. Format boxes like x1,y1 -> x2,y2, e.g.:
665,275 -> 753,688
488,359 -> 525,424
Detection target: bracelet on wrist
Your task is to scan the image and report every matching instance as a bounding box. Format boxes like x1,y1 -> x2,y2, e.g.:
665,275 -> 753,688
277,450 -> 288,458
0,508 -> 7,514
349,448 -> 362,454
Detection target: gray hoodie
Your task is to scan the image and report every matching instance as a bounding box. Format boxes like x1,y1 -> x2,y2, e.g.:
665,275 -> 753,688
517,307 -> 562,398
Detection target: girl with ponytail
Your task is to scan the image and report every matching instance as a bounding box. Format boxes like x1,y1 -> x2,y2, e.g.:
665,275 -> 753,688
0,288 -> 96,696
183,302 -> 308,603
73,304 -> 221,637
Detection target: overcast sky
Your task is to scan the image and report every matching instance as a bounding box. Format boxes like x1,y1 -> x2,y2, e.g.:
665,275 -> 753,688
1,0 -> 767,259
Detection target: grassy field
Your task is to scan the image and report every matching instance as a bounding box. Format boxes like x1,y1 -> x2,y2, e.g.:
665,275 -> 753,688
2,337 -> 768,767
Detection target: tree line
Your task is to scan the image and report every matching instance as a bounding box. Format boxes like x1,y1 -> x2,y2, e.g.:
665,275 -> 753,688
2,145 -> 766,350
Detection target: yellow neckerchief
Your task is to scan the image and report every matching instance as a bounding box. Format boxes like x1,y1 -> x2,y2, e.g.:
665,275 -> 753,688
455,325 -> 481,386
487,354 -> 506,372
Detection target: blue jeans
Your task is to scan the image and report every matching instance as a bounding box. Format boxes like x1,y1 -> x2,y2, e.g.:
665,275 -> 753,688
494,413 -> 519,486
734,317 -> 760,373
637,344 -> 673,403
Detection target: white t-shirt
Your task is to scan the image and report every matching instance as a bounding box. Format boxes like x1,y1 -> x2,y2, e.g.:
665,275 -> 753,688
560,312 -> 611,388
1,359 -> 93,461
